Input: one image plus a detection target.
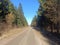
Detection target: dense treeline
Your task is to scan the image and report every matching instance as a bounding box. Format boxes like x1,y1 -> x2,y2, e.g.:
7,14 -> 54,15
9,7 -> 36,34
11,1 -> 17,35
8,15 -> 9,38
0,0 -> 28,35
31,0 -> 60,37
37,0 -> 60,36
31,15 -> 37,27
37,0 -> 60,33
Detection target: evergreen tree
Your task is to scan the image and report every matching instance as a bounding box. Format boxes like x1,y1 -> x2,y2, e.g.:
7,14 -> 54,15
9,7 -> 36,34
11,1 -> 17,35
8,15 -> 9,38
0,0 -> 9,22
16,3 -> 28,27
37,0 -> 59,33
31,15 -> 37,27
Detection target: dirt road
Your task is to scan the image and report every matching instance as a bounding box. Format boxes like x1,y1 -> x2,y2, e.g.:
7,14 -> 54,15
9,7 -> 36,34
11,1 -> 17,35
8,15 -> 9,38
0,27 -> 56,45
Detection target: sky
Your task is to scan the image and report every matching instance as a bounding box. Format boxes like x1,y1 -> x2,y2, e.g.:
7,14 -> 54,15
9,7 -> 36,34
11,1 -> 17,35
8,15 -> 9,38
10,0 -> 39,25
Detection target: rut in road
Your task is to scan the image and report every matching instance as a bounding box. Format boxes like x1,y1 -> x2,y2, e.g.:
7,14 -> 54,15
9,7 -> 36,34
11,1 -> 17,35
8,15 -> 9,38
5,30 -> 30,45
19,30 -> 38,45
5,30 -> 40,45
2,27 -> 56,45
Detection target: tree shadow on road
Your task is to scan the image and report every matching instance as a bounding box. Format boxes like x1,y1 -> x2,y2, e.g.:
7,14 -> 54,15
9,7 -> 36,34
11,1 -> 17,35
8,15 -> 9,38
33,27 -> 60,45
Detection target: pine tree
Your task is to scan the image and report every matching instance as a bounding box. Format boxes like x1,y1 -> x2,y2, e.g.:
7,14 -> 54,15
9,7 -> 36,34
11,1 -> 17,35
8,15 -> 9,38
16,3 -> 28,27
37,0 -> 59,33
31,15 -> 37,27
0,0 -> 9,22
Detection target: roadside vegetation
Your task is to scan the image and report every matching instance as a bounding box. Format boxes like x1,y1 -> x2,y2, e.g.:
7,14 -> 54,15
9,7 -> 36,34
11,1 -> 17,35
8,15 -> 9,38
31,0 -> 60,44
32,0 -> 60,37
0,0 -> 28,36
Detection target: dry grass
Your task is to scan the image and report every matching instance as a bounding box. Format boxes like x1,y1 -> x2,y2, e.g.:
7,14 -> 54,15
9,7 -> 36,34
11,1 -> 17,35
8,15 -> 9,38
0,27 -> 28,40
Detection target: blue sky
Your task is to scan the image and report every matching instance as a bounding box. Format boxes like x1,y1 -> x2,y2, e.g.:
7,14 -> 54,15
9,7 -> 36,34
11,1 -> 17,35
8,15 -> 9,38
10,0 -> 39,25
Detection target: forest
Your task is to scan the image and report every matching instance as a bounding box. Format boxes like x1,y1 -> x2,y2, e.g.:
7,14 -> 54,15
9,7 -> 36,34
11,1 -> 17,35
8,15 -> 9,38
0,0 -> 60,45
31,0 -> 60,39
0,0 -> 28,36
0,0 -> 60,41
